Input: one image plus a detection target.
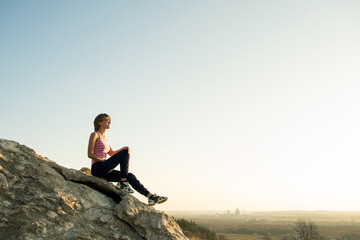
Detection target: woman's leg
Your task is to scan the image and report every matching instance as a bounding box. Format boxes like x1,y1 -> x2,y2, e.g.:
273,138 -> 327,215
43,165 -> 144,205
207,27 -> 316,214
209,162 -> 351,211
127,173 -> 150,197
102,170 -> 122,182
102,171 -> 150,197
91,149 -> 129,178
104,170 -> 167,206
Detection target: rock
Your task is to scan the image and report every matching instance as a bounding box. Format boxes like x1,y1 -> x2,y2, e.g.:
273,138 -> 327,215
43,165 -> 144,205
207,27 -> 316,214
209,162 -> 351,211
115,195 -> 187,240
0,138 -> 188,240
0,172 -> 8,188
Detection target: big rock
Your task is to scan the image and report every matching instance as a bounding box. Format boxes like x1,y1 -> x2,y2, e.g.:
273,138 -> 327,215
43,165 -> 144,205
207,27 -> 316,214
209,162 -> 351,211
0,138 -> 188,240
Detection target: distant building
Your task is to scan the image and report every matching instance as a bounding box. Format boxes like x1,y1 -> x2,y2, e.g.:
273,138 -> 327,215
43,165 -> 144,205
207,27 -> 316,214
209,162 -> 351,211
235,208 -> 240,216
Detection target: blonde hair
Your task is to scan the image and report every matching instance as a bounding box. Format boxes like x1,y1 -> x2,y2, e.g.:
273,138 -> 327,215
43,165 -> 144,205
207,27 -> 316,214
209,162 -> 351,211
93,113 -> 110,131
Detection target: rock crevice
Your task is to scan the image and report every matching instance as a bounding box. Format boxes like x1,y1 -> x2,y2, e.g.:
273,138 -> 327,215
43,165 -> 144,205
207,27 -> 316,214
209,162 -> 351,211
48,163 -> 124,203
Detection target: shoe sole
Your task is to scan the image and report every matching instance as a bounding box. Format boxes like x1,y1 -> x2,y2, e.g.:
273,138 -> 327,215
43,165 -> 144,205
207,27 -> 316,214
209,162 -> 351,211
115,185 -> 134,194
158,198 -> 168,204
122,189 -> 134,194
149,197 -> 168,206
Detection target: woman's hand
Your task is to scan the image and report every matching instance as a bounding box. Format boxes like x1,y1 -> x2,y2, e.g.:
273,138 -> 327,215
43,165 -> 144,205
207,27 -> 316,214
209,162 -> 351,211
108,146 -> 130,156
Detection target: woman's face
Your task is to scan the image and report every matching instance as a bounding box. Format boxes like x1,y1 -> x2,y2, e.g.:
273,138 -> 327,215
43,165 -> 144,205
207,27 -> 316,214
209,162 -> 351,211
99,116 -> 111,129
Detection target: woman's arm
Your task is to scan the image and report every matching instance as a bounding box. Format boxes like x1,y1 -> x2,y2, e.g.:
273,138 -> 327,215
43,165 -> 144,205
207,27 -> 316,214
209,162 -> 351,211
108,146 -> 130,156
88,132 -> 106,162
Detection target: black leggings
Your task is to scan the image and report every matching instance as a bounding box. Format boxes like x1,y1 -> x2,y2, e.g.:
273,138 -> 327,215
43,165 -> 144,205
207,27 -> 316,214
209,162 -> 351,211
91,149 -> 150,197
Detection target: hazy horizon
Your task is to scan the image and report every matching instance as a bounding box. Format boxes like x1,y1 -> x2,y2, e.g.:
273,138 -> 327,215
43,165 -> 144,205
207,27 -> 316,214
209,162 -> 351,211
1,0 -> 360,212
165,209 -> 360,214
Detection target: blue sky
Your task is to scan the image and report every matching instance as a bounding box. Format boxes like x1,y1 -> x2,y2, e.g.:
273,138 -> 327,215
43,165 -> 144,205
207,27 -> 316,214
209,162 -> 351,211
1,0 -> 360,211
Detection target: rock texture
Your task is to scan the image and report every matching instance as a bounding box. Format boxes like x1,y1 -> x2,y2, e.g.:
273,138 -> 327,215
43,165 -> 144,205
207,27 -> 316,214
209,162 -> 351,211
0,138 -> 188,240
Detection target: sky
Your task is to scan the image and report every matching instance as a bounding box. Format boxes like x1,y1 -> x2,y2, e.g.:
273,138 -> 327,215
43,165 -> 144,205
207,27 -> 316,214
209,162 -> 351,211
1,0 -> 360,212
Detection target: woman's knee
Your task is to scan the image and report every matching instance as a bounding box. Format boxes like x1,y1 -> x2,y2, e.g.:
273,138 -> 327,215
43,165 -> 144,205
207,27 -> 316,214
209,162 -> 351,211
124,146 -> 130,154
117,147 -> 130,154
114,148 -> 130,158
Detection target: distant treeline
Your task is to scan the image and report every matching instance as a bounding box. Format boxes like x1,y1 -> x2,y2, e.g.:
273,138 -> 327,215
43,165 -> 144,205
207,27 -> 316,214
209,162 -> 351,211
176,218 -> 218,240
183,216 -> 360,240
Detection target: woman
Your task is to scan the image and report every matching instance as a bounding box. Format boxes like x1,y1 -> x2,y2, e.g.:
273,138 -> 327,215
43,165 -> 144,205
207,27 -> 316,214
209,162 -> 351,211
88,113 -> 167,206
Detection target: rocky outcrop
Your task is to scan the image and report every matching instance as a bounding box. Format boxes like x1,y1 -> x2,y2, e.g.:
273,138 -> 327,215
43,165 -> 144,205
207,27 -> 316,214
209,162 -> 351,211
0,138 -> 188,240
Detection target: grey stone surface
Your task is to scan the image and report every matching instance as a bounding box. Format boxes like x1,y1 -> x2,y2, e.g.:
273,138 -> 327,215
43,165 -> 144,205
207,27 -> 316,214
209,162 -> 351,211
0,138 -> 188,240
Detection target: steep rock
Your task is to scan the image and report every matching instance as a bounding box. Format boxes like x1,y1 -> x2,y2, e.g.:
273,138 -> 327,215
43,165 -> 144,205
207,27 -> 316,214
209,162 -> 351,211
0,139 -> 188,240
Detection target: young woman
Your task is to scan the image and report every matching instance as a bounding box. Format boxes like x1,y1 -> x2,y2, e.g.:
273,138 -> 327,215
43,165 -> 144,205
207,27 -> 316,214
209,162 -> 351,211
88,113 -> 167,206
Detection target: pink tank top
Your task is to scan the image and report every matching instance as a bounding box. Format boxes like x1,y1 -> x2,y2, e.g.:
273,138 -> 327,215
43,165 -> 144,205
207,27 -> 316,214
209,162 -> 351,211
92,132 -> 110,165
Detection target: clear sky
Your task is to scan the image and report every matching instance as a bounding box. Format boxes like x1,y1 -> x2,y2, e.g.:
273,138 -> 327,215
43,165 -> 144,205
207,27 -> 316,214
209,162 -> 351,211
1,0 -> 360,212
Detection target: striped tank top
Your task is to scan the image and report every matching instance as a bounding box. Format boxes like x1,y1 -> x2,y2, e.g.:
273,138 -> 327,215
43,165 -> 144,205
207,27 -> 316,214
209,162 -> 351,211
92,132 -> 110,165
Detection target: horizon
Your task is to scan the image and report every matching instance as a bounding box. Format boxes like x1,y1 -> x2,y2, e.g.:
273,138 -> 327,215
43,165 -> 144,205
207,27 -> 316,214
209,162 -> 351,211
165,209 -> 360,214
1,0 -> 360,212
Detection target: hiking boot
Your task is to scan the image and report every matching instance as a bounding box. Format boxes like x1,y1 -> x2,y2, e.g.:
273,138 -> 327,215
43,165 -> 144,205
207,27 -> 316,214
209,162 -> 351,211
116,181 -> 134,194
148,194 -> 168,206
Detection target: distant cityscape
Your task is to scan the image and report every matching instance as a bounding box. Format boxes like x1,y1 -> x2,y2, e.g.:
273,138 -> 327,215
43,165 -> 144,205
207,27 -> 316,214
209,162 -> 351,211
216,208 -> 244,216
